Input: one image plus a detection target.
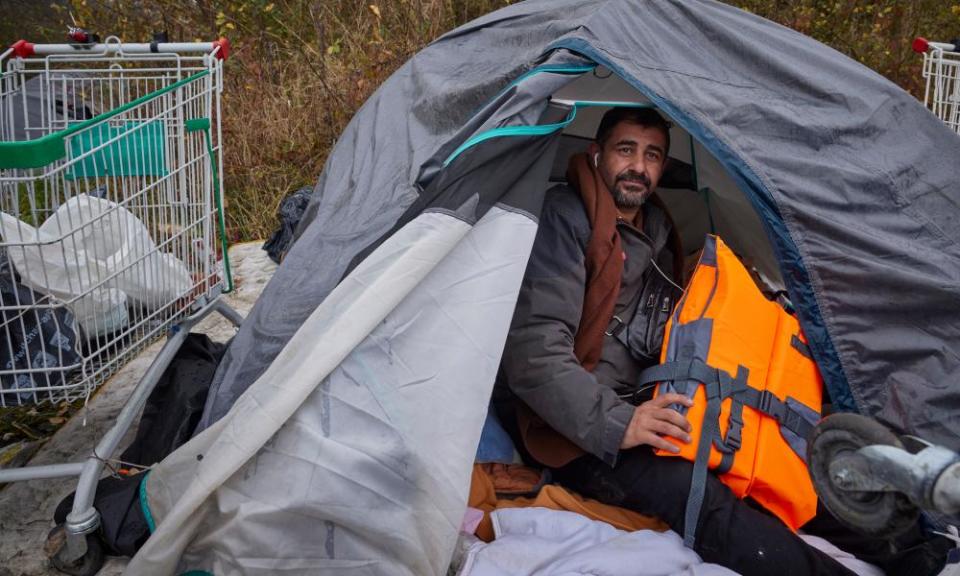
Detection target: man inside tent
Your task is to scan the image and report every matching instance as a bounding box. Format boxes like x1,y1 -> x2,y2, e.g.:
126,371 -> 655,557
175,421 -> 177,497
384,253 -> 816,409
493,107 -> 857,576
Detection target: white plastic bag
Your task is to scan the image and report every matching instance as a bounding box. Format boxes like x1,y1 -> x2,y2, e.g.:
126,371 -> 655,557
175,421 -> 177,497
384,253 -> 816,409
0,194 -> 192,337
69,288 -> 129,338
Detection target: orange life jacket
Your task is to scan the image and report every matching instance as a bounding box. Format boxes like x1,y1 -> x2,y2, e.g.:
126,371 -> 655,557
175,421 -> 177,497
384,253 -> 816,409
639,235 -> 822,547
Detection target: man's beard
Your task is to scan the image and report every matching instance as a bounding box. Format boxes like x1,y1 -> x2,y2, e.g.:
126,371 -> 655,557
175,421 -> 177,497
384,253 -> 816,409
612,170 -> 651,208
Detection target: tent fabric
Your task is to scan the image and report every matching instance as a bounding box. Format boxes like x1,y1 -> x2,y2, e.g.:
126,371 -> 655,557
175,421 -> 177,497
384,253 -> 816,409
195,49 -> 590,431
129,207 -> 541,575
133,0 -> 960,573
128,104 -> 562,574
197,0 -> 960,447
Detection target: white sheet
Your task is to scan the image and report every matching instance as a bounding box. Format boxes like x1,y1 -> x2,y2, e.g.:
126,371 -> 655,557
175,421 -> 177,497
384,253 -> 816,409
456,508 -> 886,576
457,507 -> 738,576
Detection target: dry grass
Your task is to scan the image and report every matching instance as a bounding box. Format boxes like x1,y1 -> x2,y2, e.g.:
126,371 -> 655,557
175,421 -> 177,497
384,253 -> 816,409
0,400 -> 84,452
193,0 -> 514,241
7,0 -> 956,243
5,0 -> 517,242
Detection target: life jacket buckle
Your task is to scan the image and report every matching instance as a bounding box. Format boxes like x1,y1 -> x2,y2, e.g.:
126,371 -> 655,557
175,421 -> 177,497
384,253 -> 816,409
725,409 -> 744,451
757,390 -> 785,421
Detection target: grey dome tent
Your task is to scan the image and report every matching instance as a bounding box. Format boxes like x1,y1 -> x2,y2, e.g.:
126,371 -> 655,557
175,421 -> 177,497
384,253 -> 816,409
126,0 -> 960,573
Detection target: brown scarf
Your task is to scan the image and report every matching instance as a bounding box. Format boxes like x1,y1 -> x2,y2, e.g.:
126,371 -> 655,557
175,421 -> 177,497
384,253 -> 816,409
518,152 -> 628,468
568,152 -> 626,371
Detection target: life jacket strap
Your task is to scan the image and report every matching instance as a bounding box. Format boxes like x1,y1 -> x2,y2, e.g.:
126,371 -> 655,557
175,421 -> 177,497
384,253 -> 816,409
738,387 -> 818,460
639,360 -> 817,455
715,365 -> 750,473
639,358 -> 822,546
639,359 -> 746,548
790,334 -> 813,359
637,359 -> 719,390
683,369 -> 722,548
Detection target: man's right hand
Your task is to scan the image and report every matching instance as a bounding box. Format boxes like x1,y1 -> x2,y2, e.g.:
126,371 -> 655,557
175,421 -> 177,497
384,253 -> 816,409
620,393 -> 694,452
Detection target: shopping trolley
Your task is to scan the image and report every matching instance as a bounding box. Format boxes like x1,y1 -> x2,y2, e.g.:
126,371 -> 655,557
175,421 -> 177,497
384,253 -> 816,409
0,36 -> 242,572
913,37 -> 960,133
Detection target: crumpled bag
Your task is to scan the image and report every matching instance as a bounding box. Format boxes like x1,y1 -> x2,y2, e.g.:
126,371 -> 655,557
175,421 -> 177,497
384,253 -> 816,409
0,250 -> 82,405
0,194 -> 192,337
262,185 -> 313,264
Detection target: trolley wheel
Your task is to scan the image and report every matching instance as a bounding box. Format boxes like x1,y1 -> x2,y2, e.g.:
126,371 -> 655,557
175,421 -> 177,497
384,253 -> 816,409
45,524 -> 105,576
808,413 -> 919,538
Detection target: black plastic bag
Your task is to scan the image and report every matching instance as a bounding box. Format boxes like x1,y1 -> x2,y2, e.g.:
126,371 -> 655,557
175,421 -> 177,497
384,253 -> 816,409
262,185 -> 314,264
120,333 -> 227,467
54,333 -> 227,558
0,251 -> 81,405
54,474 -> 149,557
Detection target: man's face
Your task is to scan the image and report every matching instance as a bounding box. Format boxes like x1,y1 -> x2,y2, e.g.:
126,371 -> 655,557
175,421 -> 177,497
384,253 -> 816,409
591,121 -> 668,209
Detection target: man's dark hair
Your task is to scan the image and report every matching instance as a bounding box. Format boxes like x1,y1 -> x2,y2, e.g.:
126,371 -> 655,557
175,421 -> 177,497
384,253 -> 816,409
595,107 -> 671,156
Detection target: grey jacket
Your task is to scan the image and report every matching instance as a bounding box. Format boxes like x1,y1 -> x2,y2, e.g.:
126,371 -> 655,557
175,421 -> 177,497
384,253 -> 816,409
497,184 -> 675,467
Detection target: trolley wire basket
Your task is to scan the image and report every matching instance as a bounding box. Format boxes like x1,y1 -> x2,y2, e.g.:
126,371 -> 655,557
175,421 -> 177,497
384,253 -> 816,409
0,36 -> 235,407
0,36 -> 243,573
913,37 -> 960,133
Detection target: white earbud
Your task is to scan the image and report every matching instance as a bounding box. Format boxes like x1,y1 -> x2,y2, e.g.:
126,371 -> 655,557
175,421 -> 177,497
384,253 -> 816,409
593,153 -> 599,168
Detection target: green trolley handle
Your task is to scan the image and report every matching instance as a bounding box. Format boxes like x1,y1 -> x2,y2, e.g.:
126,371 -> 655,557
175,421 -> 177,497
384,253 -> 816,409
185,117 -> 234,294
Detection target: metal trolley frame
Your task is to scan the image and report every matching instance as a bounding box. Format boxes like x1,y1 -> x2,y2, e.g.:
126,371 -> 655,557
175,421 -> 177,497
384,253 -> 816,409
0,37 -> 242,570
913,37 -> 960,133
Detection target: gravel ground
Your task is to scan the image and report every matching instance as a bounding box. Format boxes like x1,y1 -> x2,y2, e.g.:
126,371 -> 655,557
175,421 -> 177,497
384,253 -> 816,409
0,242 -> 276,576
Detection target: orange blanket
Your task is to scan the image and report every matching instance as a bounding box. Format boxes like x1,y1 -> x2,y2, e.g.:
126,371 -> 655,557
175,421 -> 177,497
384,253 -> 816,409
468,463 -> 667,542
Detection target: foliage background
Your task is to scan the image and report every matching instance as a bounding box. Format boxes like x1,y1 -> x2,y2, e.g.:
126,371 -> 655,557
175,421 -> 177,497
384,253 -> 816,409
4,0 -> 960,241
